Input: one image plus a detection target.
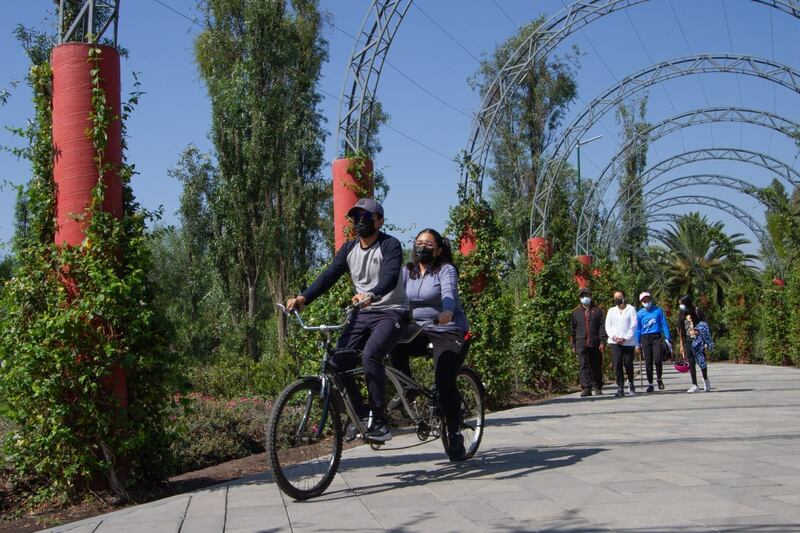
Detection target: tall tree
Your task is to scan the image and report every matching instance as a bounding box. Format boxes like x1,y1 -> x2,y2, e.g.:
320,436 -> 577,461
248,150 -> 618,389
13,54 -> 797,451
469,17 -> 579,259
615,95 -> 650,270
754,179 -> 800,275
194,0 -> 328,359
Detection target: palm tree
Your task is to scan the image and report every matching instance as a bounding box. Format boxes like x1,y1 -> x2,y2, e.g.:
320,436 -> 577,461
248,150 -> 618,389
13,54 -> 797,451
656,213 -> 758,305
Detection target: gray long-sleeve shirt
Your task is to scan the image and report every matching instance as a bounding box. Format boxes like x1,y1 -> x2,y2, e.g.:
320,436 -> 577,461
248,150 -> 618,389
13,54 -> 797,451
403,263 -> 468,332
302,233 -> 408,313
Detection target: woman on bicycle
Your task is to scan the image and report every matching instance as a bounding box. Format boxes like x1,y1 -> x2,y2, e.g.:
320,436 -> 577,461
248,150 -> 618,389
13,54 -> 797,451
388,228 -> 469,461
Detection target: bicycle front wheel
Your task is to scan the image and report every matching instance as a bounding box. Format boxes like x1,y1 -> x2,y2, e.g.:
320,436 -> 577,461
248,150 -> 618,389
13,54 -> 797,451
267,377 -> 342,500
442,367 -> 485,460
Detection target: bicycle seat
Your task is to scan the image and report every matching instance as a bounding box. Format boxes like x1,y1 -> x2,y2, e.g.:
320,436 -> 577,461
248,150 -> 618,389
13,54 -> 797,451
394,322 -> 430,345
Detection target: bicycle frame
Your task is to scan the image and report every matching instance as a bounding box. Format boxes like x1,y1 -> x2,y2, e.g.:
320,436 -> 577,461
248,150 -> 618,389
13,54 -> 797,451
277,303 -> 439,441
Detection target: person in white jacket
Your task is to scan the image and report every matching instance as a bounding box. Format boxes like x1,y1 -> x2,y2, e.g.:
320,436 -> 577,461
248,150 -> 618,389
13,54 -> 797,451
605,290 -> 638,397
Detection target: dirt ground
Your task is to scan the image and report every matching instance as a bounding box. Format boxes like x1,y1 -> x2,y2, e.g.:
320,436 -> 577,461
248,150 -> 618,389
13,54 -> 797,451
0,388 -> 562,532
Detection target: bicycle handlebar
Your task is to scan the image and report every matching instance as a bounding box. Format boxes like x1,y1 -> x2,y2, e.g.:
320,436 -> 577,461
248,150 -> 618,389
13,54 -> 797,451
276,300 -> 370,332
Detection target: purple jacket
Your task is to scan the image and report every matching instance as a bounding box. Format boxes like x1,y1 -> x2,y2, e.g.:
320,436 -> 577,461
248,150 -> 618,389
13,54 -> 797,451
403,263 -> 468,332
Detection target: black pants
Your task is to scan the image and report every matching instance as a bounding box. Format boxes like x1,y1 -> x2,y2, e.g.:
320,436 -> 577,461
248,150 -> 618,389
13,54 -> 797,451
389,326 -> 466,435
611,344 -> 635,389
328,309 -> 408,420
640,333 -> 663,384
577,346 -> 603,390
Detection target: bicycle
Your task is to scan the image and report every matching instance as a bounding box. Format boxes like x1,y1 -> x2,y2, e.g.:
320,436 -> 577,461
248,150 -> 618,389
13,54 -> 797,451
266,303 -> 485,500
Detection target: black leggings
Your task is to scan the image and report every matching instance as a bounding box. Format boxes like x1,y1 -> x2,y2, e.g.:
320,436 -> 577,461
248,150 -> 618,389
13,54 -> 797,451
389,326 -> 466,435
683,339 -> 708,385
640,333 -> 663,383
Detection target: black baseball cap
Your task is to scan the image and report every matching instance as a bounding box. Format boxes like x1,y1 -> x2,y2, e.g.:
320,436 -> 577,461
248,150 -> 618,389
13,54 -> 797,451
347,198 -> 384,218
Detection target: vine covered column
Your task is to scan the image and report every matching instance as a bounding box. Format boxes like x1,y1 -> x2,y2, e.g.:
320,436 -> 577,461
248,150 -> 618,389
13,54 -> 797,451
51,42 -> 127,406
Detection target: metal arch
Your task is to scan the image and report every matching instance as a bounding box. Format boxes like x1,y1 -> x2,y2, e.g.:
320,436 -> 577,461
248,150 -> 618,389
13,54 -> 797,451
575,107 -> 800,254
337,0 -> 412,155
600,173 -> 775,247
337,0 -> 800,160
462,0 -> 800,193
582,147 -> 800,258
602,195 -> 779,270
59,0 -> 120,45
531,54 -> 800,237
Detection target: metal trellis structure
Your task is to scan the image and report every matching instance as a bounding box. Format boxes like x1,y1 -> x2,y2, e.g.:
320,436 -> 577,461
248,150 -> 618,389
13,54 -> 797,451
530,54 -> 800,238
59,0 -> 120,45
575,108 -> 800,255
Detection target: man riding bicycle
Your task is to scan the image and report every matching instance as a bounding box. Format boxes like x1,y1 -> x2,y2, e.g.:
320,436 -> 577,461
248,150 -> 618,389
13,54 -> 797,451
286,198 -> 408,442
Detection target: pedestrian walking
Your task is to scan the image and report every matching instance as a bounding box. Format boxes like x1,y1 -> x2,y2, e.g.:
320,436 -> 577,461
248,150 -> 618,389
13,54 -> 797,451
570,288 -> 607,397
605,290 -> 638,397
680,298 -> 713,393
635,292 -> 671,393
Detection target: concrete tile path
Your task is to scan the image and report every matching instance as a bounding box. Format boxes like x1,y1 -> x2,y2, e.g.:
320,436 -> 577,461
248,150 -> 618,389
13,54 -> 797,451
44,363 -> 800,532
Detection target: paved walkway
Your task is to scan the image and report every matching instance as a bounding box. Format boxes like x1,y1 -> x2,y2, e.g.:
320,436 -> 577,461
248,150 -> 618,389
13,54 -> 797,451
45,363 -> 800,532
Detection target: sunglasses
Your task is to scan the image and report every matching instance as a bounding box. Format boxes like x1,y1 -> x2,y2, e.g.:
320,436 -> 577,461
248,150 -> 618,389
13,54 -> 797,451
350,211 -> 373,222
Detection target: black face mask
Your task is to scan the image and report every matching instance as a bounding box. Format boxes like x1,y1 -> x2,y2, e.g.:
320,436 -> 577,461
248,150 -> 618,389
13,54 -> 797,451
416,247 -> 435,264
354,219 -> 377,238
614,298 -> 625,306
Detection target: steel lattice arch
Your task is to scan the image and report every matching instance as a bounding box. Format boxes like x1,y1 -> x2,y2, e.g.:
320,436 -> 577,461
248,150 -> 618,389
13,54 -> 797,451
338,0 -> 800,161
582,147 -> 800,263
531,54 -> 800,238
602,195 -> 780,272
575,108 -> 800,255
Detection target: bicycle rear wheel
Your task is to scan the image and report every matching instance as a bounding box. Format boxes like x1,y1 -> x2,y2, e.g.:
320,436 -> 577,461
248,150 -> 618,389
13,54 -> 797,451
441,367 -> 485,460
267,377 -> 342,500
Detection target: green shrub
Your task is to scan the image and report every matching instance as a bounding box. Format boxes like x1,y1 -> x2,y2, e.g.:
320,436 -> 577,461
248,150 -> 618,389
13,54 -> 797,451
169,395 -> 270,474
187,353 -> 295,400
511,253 -> 577,393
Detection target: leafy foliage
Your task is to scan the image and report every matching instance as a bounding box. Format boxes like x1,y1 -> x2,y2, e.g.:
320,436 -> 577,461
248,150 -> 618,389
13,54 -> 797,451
0,40 -> 177,500
194,0 -> 329,360
511,253 -> 577,392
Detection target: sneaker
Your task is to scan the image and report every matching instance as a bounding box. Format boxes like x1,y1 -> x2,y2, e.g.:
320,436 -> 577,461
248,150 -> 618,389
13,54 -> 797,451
657,380 -> 665,391
614,387 -> 624,398
628,383 -> 636,395
703,379 -> 711,392
594,387 -> 603,396
363,418 -> 392,442
646,384 -> 655,393
447,432 -> 466,461
687,384 -> 699,393
580,388 -> 592,397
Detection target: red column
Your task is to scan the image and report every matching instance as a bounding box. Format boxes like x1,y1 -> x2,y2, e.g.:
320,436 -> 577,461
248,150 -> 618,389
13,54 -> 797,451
52,43 -> 123,246
527,237 -> 551,295
52,43 -> 127,407
575,255 -> 592,289
459,225 -> 486,293
332,158 -> 374,251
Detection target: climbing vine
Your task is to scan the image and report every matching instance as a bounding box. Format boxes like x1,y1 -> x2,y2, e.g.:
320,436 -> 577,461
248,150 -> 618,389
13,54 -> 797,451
446,154 -> 513,401
0,43 -> 178,501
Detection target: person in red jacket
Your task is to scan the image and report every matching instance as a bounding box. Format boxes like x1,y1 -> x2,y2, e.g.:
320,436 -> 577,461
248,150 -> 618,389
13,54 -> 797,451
570,288 -> 608,397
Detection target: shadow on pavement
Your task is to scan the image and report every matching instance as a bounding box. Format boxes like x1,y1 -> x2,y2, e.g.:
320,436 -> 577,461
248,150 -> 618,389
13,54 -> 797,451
313,445 -> 607,499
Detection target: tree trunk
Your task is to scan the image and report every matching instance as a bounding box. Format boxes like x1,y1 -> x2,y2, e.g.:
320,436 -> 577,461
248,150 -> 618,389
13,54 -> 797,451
246,281 -> 259,361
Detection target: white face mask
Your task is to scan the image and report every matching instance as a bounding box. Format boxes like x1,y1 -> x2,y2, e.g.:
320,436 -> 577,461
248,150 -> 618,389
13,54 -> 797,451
580,296 -> 591,306
643,301 -> 653,310
679,304 -> 687,311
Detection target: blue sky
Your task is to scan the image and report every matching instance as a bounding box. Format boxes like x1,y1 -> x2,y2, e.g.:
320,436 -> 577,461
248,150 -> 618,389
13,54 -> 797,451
1,0 -> 798,259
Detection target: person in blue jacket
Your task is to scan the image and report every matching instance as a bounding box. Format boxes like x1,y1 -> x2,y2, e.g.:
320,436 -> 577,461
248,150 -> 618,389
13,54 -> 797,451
635,292 -> 671,392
